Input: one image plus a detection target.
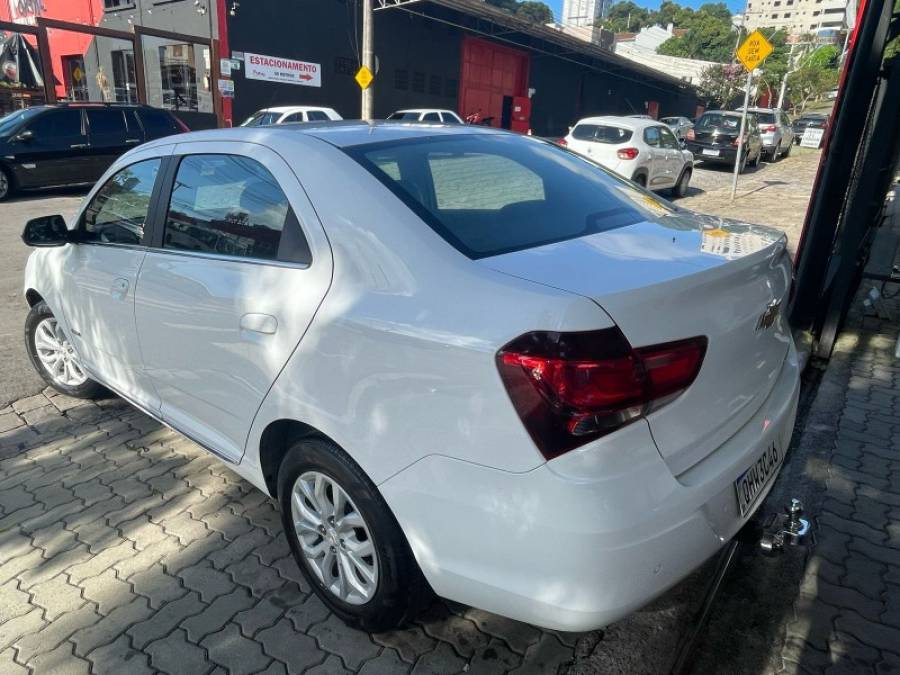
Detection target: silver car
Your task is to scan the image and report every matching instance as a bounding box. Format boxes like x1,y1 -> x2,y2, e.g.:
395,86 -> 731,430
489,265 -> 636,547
737,108 -> 794,161
660,116 -> 694,141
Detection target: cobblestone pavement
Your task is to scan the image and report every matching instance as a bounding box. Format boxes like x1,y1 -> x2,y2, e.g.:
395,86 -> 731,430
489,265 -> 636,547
681,148 -> 822,258
1,390 -> 596,675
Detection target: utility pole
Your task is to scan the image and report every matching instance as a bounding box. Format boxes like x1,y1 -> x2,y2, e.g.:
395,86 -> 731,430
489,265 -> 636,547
776,43 -> 794,109
361,0 -> 375,120
730,68 -> 753,202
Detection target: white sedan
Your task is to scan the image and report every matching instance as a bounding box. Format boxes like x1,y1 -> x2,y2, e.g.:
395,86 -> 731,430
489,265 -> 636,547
386,108 -> 464,124
240,105 -> 342,126
21,123 -> 798,632
562,116 -> 694,196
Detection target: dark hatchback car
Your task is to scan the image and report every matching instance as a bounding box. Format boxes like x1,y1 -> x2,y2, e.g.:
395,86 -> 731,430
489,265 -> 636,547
791,113 -> 829,144
0,103 -> 188,200
686,110 -> 763,173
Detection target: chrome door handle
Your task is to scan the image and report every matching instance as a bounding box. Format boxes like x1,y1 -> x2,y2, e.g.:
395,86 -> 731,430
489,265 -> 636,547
240,313 -> 278,334
111,277 -> 129,300
70,143 -> 89,149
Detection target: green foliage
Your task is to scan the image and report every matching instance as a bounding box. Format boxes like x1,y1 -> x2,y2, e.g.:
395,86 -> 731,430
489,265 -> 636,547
697,63 -> 746,107
485,0 -> 555,24
657,15 -> 736,62
785,45 -> 841,113
599,1 -> 650,33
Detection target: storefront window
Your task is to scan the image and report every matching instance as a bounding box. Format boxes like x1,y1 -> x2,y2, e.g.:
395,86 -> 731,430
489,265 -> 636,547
142,35 -> 211,114
110,49 -> 137,103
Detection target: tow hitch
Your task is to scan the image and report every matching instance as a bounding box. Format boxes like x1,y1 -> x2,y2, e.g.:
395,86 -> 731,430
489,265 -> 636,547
759,498 -> 810,555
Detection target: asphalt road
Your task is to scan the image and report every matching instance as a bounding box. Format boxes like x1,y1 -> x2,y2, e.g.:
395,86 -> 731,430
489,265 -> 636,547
0,188 -> 86,407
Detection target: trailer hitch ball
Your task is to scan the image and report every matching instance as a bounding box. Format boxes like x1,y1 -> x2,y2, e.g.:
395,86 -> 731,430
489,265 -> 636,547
760,498 -> 810,555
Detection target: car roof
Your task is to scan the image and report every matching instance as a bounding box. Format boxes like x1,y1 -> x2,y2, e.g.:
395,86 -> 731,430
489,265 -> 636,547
392,108 -> 457,115
573,116 -> 663,130
139,120 -> 504,151
258,106 -> 334,114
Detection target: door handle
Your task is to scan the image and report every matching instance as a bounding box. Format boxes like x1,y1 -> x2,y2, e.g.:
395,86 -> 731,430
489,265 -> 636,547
240,313 -> 278,335
70,143 -> 89,149
111,277 -> 129,300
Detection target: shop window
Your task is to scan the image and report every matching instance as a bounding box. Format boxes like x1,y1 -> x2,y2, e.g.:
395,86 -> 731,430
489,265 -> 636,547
103,0 -> 135,9
412,71 -> 425,93
159,43 -> 198,111
62,55 -> 89,101
111,50 -> 138,103
394,68 -> 409,90
429,74 -> 441,96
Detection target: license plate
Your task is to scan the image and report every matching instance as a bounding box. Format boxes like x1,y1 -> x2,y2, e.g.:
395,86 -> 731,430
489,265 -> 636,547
702,148 -> 720,157
734,442 -> 782,517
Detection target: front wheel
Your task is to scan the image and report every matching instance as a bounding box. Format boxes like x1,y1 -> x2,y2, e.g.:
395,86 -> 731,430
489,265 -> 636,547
781,142 -> 792,158
671,168 -> 691,198
0,166 -> 12,201
278,437 -> 430,631
25,301 -> 103,398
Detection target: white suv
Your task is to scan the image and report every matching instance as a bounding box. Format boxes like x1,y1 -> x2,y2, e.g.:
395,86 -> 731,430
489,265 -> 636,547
21,123 -> 799,633
562,116 -> 694,196
240,106 -> 342,126
386,108 -> 464,124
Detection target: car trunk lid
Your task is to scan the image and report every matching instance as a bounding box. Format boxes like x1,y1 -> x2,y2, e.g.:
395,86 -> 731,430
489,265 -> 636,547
481,212 -> 792,476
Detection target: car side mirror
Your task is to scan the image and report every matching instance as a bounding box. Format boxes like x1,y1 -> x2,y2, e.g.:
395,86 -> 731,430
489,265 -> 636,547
21,215 -> 70,247
13,129 -> 34,143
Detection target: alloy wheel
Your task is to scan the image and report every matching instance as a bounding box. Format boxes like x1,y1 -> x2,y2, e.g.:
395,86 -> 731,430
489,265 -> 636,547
291,470 -> 379,605
33,317 -> 87,387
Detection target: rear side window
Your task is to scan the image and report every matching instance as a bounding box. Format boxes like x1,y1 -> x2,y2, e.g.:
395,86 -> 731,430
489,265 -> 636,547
440,113 -> 462,124
306,110 -> 330,121
243,111 -> 282,127
387,112 -> 421,121
138,109 -> 179,138
87,109 -> 127,137
83,158 -> 161,245
571,124 -> 633,144
347,135 -> 674,259
643,127 -> 661,147
163,154 -> 308,263
422,112 -> 441,122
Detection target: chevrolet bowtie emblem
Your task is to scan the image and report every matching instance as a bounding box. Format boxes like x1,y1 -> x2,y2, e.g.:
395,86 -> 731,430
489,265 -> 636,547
756,298 -> 781,331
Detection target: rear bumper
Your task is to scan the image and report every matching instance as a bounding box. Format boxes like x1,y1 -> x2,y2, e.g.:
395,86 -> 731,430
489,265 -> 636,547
687,143 -> 738,163
381,342 -> 800,631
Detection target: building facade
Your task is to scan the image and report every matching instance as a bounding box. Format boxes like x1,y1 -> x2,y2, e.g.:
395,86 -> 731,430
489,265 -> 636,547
561,0 -> 610,28
744,0 -> 849,38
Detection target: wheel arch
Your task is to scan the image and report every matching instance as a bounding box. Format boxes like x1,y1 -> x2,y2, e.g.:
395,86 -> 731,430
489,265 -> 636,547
25,289 -> 44,308
258,418 -> 343,498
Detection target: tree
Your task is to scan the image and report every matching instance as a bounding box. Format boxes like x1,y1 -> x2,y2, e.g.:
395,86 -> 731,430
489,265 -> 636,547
485,0 -> 554,24
786,46 -> 840,112
657,15 -> 735,62
597,1 -> 650,33
697,63 -> 745,107
516,1 -> 554,24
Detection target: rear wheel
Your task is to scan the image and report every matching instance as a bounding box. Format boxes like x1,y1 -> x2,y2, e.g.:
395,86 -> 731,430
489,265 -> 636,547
781,142 -> 792,158
671,168 -> 691,198
278,437 -> 430,631
738,153 -> 748,174
0,166 -> 12,201
752,149 -> 762,168
633,174 -> 647,188
25,301 -> 103,398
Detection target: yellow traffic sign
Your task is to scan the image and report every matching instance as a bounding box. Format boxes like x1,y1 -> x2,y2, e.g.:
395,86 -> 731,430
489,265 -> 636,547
736,30 -> 774,72
72,66 -> 83,82
355,66 -> 373,90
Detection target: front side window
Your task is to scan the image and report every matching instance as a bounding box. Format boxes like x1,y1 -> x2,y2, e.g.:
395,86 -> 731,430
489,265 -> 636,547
163,154 -> 292,261
306,110 -> 330,121
440,113 -> 462,124
658,126 -> 679,149
26,109 -> 83,139
347,135 -> 674,259
83,158 -> 161,245
422,112 -> 441,122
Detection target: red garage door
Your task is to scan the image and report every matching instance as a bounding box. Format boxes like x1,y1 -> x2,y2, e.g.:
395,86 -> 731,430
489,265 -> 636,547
459,36 -> 530,133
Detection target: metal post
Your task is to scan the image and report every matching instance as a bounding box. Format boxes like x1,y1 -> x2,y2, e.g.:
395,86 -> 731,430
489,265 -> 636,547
361,0 -> 374,121
776,44 -> 793,109
730,69 -> 753,203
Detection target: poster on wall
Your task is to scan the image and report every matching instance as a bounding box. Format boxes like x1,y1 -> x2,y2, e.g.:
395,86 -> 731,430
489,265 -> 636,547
244,52 -> 321,88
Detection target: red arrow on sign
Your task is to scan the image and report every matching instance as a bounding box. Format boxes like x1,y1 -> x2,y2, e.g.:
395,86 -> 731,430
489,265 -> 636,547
298,74 -> 313,81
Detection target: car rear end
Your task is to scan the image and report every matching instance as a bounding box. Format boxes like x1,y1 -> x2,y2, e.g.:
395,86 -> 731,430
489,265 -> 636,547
563,120 -> 643,179
752,110 -> 780,155
687,112 -> 746,164
344,129 -> 800,630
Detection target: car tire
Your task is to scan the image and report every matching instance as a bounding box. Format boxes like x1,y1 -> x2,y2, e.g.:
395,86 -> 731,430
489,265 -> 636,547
671,168 -> 691,198
738,153 -> 748,174
0,166 -> 13,201
278,436 -> 431,632
752,150 -> 762,168
25,301 -> 104,399
782,143 -> 792,158
633,174 -> 647,188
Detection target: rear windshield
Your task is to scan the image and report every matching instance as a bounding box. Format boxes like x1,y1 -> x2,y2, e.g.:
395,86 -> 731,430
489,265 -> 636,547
660,117 -> 680,125
754,112 -> 775,124
345,134 -> 674,259
571,124 -> 633,144
387,112 -> 422,121
696,113 -> 741,130
242,111 -> 282,127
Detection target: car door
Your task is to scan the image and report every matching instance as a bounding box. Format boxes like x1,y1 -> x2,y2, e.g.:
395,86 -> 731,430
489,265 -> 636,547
7,108 -> 89,188
657,126 -> 682,186
56,149 -> 171,412
641,126 -> 668,188
86,108 -> 140,181
133,141 -> 333,462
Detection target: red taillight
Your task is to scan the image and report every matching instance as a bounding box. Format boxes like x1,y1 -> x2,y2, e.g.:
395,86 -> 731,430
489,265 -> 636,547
686,129 -> 695,141
764,125 -> 777,133
617,147 -> 639,160
558,137 -> 568,147
497,329 -> 707,459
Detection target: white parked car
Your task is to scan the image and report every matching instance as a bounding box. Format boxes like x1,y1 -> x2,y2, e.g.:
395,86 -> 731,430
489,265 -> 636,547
562,116 -> 694,196
386,108 -> 464,124
240,106 -> 342,126
22,123 -> 799,632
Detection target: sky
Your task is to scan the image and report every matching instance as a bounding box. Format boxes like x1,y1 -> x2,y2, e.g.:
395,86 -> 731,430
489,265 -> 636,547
546,0 -> 746,22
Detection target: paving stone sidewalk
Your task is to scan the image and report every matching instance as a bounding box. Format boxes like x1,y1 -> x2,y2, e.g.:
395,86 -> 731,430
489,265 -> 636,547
0,390 -> 592,675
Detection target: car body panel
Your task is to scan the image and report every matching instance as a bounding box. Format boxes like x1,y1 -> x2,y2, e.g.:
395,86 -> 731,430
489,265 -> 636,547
736,107 -> 794,156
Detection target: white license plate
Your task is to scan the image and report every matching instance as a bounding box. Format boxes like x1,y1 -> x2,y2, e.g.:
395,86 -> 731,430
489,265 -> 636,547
734,442 -> 782,517
702,148 -> 720,157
